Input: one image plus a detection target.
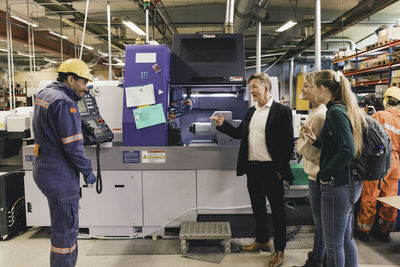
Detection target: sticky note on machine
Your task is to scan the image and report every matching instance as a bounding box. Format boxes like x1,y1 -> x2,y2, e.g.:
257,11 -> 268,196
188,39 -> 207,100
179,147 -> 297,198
125,84 -> 156,108
133,103 -> 166,129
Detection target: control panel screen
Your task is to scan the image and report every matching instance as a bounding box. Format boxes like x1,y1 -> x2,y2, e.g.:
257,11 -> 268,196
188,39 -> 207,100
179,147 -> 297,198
78,99 -> 88,113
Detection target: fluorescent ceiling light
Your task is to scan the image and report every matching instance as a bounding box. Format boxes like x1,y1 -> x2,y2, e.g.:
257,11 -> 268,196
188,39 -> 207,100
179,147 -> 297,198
98,50 -> 108,57
82,44 -> 94,50
276,20 -> 297,32
0,48 -> 7,52
148,40 -> 159,45
123,20 -> 146,35
11,15 -> 38,27
248,52 -> 285,59
44,58 -> 57,64
17,51 -> 33,58
49,31 -> 69,39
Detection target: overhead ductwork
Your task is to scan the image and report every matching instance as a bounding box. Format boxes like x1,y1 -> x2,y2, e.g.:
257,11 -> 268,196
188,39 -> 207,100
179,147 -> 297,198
233,0 -> 270,33
324,38 -> 356,51
224,0 -> 234,33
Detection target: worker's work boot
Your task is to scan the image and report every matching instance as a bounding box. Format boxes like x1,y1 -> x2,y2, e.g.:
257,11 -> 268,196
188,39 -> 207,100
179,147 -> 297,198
354,229 -> 370,243
372,229 -> 390,243
241,241 -> 271,252
293,251 -> 323,267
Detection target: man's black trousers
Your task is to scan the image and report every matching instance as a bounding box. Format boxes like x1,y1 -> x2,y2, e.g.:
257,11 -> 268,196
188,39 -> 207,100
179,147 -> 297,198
246,162 -> 286,251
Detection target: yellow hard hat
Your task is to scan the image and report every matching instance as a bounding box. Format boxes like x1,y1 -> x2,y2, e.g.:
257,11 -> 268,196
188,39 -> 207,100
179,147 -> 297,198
383,86 -> 400,106
57,58 -> 92,82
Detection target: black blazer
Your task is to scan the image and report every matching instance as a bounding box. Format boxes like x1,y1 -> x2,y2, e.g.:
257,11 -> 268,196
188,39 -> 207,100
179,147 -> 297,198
217,100 -> 295,182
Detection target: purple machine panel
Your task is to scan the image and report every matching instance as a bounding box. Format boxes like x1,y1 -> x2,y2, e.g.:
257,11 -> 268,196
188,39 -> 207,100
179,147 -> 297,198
123,45 -> 170,146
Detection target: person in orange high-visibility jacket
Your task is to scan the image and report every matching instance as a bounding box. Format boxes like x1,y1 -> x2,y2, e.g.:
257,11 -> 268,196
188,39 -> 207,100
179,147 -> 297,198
355,86 -> 400,243
32,59 -> 96,267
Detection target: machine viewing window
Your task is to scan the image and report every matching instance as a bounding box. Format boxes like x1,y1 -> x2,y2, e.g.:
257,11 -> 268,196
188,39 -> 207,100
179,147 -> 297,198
180,38 -> 237,62
77,99 -> 88,113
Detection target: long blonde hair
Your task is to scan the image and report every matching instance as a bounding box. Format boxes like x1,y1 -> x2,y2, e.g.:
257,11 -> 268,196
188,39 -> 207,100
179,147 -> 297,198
313,70 -> 367,158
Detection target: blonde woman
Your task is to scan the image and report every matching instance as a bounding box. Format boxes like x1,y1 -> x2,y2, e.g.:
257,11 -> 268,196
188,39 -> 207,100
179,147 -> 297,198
294,72 -> 327,267
301,70 -> 365,267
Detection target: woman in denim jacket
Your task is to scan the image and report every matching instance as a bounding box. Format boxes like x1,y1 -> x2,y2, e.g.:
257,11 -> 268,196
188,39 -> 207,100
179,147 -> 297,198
301,70 -> 366,267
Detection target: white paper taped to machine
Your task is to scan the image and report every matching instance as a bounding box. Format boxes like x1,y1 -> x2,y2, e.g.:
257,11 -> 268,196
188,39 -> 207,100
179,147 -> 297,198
125,84 -> 156,108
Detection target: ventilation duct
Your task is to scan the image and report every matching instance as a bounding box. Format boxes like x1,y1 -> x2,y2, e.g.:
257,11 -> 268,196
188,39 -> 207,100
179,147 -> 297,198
233,0 -> 270,33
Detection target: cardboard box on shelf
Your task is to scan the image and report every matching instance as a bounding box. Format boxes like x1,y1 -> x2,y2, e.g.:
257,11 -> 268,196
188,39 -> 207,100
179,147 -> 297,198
366,58 -> 379,69
377,54 -> 388,65
343,62 -> 356,71
334,50 -> 356,60
392,70 -> 400,78
358,61 -> 369,70
391,77 -> 400,87
378,26 -> 400,45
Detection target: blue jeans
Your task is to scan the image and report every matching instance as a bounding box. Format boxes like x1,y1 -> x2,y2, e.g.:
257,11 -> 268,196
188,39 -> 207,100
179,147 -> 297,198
320,180 -> 362,267
308,180 -> 326,260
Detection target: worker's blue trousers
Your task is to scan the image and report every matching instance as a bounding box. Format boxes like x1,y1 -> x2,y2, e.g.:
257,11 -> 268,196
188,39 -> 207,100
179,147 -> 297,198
47,195 -> 79,267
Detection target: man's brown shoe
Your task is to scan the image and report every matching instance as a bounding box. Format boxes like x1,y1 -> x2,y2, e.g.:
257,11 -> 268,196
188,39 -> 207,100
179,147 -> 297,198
269,250 -> 284,267
241,241 -> 271,252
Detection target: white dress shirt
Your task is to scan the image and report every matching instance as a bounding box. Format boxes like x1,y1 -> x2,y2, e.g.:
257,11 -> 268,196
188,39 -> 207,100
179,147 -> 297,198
248,97 -> 273,161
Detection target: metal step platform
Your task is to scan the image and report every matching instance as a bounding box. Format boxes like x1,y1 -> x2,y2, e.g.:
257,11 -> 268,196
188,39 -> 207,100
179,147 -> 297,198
179,222 -> 231,254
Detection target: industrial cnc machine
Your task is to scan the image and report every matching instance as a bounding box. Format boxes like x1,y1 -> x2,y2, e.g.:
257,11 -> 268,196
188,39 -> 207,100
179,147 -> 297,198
23,34 -> 308,238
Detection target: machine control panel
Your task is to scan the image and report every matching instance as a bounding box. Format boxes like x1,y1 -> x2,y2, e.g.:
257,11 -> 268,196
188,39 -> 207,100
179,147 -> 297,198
78,92 -> 114,145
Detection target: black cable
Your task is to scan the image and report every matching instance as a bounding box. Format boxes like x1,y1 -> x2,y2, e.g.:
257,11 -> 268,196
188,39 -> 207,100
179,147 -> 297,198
96,143 -> 103,194
285,202 -> 303,242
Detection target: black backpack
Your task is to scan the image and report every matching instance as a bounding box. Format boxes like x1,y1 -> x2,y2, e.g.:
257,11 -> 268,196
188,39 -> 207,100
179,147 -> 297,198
350,114 -> 392,182
327,105 -> 392,183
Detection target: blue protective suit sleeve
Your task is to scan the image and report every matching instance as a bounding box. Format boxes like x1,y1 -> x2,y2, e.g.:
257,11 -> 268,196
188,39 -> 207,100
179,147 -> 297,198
53,100 -> 93,178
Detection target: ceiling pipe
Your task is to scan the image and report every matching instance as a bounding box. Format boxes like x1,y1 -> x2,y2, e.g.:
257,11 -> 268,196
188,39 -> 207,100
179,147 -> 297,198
224,0 -> 234,33
289,57 -> 294,108
233,0 -> 256,33
107,2 -> 112,80
79,0 -> 90,60
323,38 -> 355,51
256,21 -> 261,73
233,0 -> 270,33
315,0 -> 321,71
5,0 -> 13,110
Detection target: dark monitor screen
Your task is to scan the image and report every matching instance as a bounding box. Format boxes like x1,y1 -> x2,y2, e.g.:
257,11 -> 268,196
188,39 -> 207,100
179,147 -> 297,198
180,38 -> 237,62
77,99 -> 88,113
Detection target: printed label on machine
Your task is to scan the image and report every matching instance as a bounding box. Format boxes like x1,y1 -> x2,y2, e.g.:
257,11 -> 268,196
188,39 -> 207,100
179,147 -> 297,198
229,76 -> 243,82
141,150 -> 166,163
123,151 -> 141,163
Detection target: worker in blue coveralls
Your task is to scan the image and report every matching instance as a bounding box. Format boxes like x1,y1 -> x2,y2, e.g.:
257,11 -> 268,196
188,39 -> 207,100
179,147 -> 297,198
32,58 -> 96,267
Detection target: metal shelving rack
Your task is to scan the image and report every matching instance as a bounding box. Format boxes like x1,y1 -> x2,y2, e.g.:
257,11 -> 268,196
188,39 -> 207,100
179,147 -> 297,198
333,40 -> 400,93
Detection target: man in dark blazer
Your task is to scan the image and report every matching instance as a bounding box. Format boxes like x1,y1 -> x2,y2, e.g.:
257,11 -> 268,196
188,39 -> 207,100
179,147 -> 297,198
210,73 -> 294,267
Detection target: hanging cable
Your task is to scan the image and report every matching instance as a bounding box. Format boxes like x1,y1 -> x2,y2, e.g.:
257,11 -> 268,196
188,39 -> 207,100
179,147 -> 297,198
95,143 -> 103,194
79,0 -> 90,60
168,96 -> 192,129
285,202 -> 303,242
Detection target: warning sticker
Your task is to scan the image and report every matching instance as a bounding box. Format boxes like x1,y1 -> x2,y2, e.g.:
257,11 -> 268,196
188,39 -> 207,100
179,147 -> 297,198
230,76 -> 243,82
141,150 -> 166,163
